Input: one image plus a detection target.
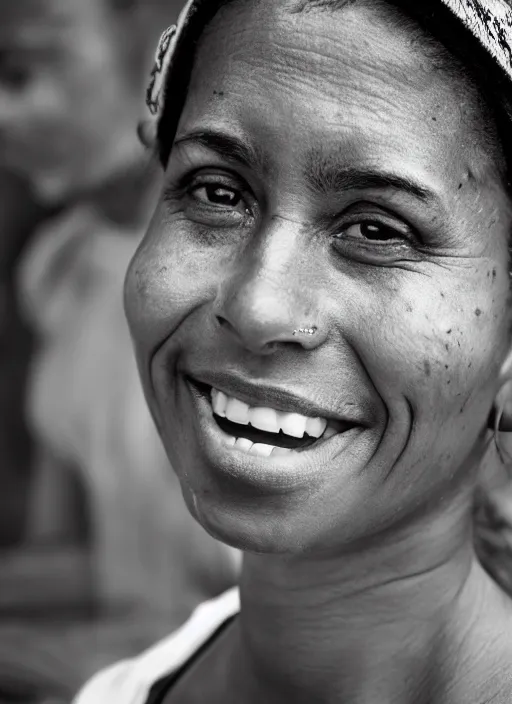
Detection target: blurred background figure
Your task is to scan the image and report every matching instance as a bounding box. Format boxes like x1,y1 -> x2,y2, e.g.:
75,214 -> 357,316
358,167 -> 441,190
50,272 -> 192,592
0,0 -> 239,701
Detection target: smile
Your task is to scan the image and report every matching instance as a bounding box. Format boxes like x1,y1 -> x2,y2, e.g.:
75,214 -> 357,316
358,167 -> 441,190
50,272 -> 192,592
211,388 -> 344,457
182,375 -> 368,489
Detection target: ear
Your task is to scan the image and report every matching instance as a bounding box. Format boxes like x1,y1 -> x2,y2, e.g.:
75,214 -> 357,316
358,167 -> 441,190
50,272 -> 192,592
137,119 -> 157,150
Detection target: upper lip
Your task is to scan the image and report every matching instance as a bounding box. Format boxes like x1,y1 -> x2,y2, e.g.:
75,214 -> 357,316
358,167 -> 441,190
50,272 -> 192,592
186,369 -> 366,425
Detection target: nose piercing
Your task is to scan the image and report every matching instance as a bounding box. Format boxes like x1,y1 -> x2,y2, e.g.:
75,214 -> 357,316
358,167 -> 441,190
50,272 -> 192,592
293,326 -> 318,336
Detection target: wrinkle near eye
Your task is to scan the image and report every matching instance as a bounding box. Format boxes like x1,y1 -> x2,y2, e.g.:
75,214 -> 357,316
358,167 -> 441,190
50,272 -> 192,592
271,213 -> 307,226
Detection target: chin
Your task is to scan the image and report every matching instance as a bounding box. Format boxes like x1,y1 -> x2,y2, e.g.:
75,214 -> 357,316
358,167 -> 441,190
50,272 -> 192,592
181,481 -> 333,555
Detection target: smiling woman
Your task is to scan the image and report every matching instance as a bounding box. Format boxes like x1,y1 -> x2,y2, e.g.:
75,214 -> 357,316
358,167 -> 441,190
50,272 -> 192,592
75,0 -> 512,702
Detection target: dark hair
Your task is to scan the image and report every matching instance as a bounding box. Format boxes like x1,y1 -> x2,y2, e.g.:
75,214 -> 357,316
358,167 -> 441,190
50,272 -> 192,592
154,0 -> 512,595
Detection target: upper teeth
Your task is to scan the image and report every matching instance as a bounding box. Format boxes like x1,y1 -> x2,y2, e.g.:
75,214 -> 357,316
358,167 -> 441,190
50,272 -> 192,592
211,388 -> 328,438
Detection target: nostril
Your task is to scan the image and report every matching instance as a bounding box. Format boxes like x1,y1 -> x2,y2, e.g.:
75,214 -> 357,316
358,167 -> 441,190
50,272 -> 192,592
216,314 -> 280,355
216,314 -> 234,333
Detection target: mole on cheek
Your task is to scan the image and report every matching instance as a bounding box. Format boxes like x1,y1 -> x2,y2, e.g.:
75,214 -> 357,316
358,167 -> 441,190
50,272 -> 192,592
475,308 -> 482,317
134,269 -> 150,297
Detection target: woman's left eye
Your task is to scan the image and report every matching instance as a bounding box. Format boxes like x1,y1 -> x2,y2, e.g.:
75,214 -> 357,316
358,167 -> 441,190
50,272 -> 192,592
331,212 -> 420,264
338,221 -> 406,243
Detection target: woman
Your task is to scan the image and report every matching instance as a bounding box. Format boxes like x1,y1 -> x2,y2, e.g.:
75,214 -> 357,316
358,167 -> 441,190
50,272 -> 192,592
76,0 -> 512,701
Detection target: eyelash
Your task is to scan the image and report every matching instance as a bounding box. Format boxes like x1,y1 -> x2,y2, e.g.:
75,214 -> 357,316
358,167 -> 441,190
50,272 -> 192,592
332,213 -> 415,246
164,172 -> 254,223
165,172 -> 418,255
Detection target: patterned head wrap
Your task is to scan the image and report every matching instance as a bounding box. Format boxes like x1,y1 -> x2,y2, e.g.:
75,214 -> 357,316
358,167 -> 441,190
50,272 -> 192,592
146,0 -> 512,125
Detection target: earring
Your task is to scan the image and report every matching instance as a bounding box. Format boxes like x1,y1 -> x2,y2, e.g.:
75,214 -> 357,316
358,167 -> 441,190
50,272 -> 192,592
489,401 -> 512,464
137,120 -> 157,149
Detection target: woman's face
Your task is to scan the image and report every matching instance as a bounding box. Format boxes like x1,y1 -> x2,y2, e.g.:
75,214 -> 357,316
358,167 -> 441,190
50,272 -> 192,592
126,0 -> 512,554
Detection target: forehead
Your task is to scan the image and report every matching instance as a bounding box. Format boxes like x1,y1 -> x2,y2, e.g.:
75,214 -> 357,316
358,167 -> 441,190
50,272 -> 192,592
179,0 -> 492,179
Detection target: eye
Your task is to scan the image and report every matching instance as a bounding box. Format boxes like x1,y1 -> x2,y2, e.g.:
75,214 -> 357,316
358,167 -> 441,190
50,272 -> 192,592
164,171 -> 256,231
192,184 -> 242,208
331,208 -> 421,265
339,221 -> 405,243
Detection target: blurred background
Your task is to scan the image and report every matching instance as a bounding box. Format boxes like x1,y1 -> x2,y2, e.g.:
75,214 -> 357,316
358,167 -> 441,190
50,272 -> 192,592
0,1 -> 239,702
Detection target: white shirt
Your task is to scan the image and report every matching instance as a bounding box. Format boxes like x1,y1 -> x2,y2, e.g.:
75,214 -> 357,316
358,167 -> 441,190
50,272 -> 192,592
73,588 -> 240,704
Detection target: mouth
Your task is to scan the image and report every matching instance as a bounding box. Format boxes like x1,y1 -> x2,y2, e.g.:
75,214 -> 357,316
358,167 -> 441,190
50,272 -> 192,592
189,377 -> 354,458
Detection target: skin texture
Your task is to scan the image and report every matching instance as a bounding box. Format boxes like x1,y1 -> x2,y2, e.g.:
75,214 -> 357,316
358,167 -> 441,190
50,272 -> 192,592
0,0 -> 153,203
126,0 -> 512,700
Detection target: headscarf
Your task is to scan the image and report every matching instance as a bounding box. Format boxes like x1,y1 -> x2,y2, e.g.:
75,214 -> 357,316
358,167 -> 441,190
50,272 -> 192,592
146,0 -> 512,157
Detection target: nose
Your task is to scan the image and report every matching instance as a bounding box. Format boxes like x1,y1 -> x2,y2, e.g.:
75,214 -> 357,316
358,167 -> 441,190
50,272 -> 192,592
213,217 -> 328,355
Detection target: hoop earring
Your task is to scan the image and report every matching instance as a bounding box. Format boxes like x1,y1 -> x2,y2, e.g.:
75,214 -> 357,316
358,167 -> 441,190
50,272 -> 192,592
493,404 -> 512,465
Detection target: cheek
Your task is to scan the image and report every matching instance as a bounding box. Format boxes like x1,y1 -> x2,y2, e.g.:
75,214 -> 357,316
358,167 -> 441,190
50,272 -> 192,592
124,209 -> 219,358
361,264 -> 508,429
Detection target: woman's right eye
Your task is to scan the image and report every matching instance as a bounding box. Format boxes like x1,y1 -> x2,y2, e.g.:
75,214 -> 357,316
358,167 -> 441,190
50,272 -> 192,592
190,184 -> 242,208
167,173 -> 255,229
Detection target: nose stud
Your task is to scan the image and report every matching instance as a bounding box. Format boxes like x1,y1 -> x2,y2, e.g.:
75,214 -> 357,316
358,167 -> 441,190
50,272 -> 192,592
293,326 -> 318,336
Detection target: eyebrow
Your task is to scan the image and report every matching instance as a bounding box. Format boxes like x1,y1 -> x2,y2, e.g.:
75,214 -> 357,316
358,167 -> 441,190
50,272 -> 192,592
173,130 -> 267,172
306,153 -> 437,203
173,129 -> 438,204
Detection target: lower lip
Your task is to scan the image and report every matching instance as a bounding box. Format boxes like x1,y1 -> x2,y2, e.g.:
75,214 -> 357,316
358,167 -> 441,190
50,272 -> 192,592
185,379 -> 363,491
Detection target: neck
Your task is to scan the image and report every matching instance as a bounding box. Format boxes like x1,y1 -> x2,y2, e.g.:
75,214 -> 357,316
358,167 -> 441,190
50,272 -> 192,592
229,510 -> 511,704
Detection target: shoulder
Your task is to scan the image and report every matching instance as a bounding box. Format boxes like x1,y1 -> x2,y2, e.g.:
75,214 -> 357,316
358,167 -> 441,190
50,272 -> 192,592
73,588 -> 240,704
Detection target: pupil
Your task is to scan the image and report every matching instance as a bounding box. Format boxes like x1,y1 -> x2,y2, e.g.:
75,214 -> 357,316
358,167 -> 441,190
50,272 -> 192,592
207,185 -> 239,206
361,223 -> 390,241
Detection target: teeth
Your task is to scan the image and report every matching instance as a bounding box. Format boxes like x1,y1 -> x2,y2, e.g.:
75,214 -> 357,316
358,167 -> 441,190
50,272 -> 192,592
272,446 -> 292,456
250,407 -> 279,433
323,424 -> 339,440
225,397 -> 250,424
211,389 -> 228,417
305,417 -> 328,439
250,443 -> 274,457
235,437 -> 253,451
278,412 -> 308,438
210,387 -> 332,441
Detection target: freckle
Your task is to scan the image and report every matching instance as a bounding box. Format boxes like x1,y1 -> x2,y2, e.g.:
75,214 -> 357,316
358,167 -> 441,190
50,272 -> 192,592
445,343 -> 450,351
440,292 -> 445,298
445,364 -> 449,369
447,380 -> 451,385
475,308 -> 482,317
457,340 -> 461,347
432,116 -> 437,121
446,329 -> 452,334
458,183 -> 463,190
424,360 -> 432,377
492,268 -> 497,280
